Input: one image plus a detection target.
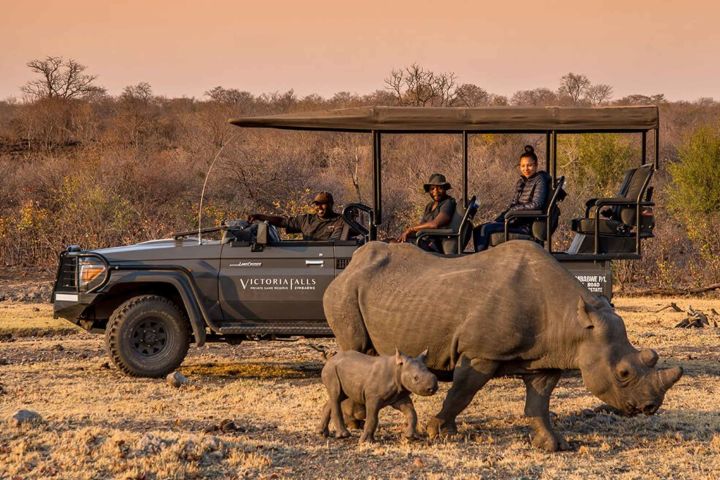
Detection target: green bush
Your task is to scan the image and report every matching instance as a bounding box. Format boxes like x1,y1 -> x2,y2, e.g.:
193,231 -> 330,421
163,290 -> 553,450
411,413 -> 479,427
559,133 -> 634,194
667,124 -> 720,279
668,125 -> 720,216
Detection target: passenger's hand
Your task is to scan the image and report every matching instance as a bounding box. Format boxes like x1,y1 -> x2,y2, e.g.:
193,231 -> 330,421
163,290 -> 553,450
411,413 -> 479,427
247,214 -> 259,223
397,228 -> 414,243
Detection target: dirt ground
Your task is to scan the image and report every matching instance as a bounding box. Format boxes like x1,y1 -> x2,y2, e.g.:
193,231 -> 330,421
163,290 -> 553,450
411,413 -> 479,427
1,296 -> 719,480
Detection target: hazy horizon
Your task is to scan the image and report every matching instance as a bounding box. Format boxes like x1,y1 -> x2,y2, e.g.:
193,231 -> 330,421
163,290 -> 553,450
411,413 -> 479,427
2,0 -> 719,102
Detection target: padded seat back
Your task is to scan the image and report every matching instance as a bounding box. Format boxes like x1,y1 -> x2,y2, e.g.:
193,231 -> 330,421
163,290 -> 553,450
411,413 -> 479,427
571,164 -> 654,238
441,196 -> 479,254
532,176 -> 566,242
619,165 -> 653,225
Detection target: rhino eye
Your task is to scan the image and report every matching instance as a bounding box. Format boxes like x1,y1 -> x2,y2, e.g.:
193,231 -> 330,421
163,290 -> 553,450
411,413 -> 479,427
615,365 -> 632,382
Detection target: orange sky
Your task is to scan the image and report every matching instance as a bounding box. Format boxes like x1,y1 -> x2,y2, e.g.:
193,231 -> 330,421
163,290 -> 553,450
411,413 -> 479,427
1,0 -> 718,101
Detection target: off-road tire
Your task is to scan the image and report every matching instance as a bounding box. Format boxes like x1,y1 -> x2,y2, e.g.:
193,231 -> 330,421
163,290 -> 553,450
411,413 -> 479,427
105,295 -> 190,377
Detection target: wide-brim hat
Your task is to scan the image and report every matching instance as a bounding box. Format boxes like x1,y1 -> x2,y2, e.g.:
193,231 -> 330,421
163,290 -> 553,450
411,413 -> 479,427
423,173 -> 452,192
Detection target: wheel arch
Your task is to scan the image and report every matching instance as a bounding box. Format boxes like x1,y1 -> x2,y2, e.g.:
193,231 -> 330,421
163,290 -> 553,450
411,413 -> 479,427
96,272 -> 208,346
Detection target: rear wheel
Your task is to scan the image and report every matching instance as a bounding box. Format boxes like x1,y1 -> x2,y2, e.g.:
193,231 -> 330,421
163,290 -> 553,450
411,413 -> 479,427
105,295 -> 190,377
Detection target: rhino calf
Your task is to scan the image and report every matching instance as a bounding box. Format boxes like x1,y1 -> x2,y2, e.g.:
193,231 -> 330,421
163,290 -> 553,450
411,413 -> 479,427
318,349 -> 438,442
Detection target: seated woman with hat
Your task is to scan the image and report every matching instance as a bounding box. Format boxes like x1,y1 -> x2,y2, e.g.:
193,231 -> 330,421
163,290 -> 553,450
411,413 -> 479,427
397,173 -> 457,252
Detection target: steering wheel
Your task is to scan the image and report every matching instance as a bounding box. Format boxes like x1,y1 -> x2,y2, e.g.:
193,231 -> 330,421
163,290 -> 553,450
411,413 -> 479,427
342,203 -> 373,242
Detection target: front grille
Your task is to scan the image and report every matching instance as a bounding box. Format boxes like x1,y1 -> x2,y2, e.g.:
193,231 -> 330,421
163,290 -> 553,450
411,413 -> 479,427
55,255 -> 77,292
336,258 -> 352,269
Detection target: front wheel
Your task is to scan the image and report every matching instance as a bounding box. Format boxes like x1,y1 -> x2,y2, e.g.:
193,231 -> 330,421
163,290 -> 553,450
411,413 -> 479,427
105,295 -> 190,377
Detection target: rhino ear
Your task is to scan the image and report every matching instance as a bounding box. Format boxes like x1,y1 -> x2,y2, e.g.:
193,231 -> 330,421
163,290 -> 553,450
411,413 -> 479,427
640,349 -> 659,368
577,298 -> 595,329
395,347 -> 403,365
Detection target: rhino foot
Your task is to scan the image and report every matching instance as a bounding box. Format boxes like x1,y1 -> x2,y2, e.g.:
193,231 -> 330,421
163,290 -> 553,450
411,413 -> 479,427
335,430 -> 351,439
426,417 -> 458,439
359,433 -> 376,443
530,430 -> 570,452
317,426 -> 330,438
403,432 -> 421,441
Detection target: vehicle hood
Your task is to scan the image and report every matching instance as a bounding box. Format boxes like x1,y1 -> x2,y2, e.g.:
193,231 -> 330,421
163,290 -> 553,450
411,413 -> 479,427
90,239 -> 222,263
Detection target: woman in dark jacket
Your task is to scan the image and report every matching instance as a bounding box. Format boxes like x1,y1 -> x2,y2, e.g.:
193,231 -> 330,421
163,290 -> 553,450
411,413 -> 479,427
473,145 -> 550,251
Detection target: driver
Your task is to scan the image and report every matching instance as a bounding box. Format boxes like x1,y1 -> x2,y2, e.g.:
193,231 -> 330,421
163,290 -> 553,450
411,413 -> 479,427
247,192 -> 347,241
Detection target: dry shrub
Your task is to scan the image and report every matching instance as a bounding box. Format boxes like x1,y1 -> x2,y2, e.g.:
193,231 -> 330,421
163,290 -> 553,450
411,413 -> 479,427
1,94 -> 720,290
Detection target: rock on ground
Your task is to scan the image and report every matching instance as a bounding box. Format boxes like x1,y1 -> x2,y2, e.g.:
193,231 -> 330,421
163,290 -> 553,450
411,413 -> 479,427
11,409 -> 42,426
166,371 -> 188,388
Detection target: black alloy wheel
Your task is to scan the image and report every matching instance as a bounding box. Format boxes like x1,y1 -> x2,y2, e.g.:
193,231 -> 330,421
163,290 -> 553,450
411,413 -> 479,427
105,295 -> 190,377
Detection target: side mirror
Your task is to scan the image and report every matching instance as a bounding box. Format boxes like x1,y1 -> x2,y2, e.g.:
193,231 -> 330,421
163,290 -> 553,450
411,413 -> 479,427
252,221 -> 268,252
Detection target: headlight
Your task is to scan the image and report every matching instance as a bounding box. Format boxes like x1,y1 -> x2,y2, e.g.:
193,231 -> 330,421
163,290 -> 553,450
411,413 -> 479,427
78,257 -> 108,292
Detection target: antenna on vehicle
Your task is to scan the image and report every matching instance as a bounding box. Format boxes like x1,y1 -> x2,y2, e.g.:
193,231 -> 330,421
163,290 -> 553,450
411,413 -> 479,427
197,133 -> 240,245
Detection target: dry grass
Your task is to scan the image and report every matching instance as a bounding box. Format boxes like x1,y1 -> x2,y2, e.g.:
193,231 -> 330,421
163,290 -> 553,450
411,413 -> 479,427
1,296 -> 719,479
0,303 -> 81,336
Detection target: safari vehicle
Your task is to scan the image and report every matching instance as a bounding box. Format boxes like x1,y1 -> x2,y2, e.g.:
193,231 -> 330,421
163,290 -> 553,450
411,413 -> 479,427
52,106 -> 659,377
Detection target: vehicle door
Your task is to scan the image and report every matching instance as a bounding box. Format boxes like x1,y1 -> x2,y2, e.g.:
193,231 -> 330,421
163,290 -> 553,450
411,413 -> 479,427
218,240 -> 335,322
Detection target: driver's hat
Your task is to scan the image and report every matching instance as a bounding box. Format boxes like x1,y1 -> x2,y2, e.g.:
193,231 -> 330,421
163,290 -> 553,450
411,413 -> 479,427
312,192 -> 334,205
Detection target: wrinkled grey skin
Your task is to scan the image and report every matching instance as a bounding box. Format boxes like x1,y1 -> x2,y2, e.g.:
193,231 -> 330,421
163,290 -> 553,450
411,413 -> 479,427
323,241 -> 683,451
318,349 -> 438,442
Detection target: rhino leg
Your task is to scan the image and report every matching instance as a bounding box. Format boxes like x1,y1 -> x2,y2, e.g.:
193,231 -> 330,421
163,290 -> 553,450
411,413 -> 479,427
323,374 -> 351,439
391,396 -> 418,440
523,371 -> 569,452
317,401 -> 331,437
342,399 -> 366,430
428,357 -> 499,438
359,399 -> 382,443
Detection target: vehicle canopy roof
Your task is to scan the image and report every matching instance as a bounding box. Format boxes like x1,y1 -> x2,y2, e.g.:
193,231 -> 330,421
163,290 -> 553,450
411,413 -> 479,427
229,105 -> 659,133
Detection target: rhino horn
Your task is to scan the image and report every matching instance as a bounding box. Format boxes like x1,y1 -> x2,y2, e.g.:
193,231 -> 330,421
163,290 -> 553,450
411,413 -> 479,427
640,349 -> 659,368
659,366 -> 683,391
417,348 -> 429,363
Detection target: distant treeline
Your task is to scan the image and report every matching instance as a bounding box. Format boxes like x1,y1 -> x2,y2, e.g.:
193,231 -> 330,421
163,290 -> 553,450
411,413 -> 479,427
1,59 -> 719,291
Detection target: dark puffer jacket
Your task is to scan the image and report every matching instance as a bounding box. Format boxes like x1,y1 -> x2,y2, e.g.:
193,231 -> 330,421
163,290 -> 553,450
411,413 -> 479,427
508,171 -> 551,211
494,171 -> 551,226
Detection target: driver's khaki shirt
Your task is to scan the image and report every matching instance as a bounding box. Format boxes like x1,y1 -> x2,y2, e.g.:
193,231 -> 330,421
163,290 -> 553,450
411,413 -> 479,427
281,212 -> 345,240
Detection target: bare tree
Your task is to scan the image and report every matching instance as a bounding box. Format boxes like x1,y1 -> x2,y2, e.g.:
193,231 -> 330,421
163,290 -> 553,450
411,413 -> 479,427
557,73 -> 590,104
205,86 -> 254,106
489,94 -> 508,106
511,88 -> 558,106
121,82 -> 154,102
453,84 -> 490,106
585,84 -> 613,105
21,56 -> 105,100
384,64 -> 457,106
615,93 -> 666,105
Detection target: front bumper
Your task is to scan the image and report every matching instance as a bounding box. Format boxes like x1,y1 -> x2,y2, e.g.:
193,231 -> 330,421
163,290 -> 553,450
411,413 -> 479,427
52,249 -> 108,328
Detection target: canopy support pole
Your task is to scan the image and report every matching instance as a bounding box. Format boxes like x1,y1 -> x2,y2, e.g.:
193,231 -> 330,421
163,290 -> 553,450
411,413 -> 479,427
551,131 -> 557,186
655,127 -> 660,170
641,131 -> 647,165
371,130 -> 382,240
462,131 -> 468,207
545,132 -> 551,175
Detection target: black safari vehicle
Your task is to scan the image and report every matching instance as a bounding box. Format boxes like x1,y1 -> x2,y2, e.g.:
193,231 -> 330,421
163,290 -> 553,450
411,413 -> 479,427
53,106 -> 659,377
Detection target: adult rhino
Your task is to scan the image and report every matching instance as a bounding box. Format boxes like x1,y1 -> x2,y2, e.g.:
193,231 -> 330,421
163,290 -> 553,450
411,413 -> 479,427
323,240 -> 683,451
